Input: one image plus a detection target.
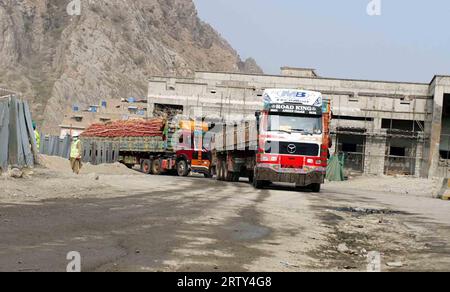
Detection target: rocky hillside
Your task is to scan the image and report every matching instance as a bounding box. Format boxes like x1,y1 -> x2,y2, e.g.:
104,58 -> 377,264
0,0 -> 262,133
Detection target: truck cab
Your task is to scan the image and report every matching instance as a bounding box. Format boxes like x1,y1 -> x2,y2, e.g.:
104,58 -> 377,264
173,120 -> 212,177
212,89 -> 331,193
254,89 -> 330,192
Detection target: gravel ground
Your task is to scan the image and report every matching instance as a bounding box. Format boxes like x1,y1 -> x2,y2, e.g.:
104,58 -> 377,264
0,162 -> 449,272
326,175 -> 441,198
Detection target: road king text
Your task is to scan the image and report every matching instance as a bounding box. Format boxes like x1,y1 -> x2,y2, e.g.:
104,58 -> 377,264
177,276 -> 272,289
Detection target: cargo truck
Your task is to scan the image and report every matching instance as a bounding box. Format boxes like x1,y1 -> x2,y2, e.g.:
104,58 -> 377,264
211,89 -> 331,192
81,119 -> 212,177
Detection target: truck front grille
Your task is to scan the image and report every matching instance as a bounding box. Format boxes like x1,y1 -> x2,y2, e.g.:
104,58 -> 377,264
264,141 -> 319,156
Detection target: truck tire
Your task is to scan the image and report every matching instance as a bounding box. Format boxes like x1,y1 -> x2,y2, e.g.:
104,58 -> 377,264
252,169 -> 270,189
310,183 -> 321,193
248,173 -> 254,184
152,159 -> 163,175
295,184 -> 305,192
217,160 -> 227,181
177,160 -> 190,177
216,161 -> 223,180
216,162 -> 221,180
253,179 -> 266,189
141,160 -> 152,174
224,162 -> 233,182
222,163 -> 228,181
204,171 -> 213,179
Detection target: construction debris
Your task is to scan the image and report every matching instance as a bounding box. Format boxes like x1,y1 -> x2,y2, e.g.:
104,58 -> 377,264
337,243 -> 350,254
8,168 -> 23,179
386,262 -> 405,268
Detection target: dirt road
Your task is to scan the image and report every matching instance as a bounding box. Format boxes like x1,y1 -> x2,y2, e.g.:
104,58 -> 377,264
0,166 -> 449,272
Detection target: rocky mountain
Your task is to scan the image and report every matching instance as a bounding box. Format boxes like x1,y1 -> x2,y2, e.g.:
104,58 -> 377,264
0,0 -> 263,133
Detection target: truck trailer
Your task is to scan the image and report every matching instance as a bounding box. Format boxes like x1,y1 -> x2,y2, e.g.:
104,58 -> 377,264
211,89 -> 331,192
81,119 -> 212,177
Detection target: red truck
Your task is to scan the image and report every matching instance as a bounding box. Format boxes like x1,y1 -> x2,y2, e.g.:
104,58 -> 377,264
81,119 -> 212,177
211,89 -> 331,192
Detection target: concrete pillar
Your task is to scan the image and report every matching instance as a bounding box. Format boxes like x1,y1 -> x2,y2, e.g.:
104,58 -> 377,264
426,85 -> 445,177
364,130 -> 387,175
415,138 -> 424,178
373,117 -> 382,131
147,103 -> 155,118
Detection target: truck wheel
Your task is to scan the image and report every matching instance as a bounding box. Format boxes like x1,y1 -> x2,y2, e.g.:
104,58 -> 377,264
216,163 -> 221,180
222,163 -> 229,181
216,161 -> 223,181
310,183 -> 321,193
223,161 -> 232,182
248,173 -> 254,184
141,160 -> 152,174
253,179 -> 265,189
177,160 -> 190,177
295,184 -> 305,192
218,161 -> 226,181
225,172 -> 233,182
204,171 -> 213,179
152,159 -> 162,175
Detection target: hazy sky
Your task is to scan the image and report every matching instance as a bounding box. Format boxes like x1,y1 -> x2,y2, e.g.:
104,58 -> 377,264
194,0 -> 450,83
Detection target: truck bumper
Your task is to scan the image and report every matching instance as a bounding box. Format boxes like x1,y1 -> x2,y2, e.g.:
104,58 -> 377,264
191,165 -> 210,175
255,165 -> 325,186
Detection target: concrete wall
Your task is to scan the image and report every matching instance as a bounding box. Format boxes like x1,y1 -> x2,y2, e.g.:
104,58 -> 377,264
424,76 -> 450,178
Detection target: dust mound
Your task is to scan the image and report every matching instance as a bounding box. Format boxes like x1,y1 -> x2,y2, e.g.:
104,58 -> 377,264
38,155 -> 139,175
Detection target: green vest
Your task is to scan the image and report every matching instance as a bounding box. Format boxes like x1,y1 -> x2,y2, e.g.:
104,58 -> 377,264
70,140 -> 81,158
34,130 -> 40,149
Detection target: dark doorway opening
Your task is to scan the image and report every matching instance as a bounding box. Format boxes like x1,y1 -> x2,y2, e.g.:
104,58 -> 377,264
390,147 -> 406,157
342,143 -> 358,153
440,94 -> 450,159
385,138 -> 417,176
336,130 -> 366,174
154,104 -> 183,119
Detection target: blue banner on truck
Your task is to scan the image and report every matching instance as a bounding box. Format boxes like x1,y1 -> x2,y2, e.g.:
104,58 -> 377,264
269,103 -> 322,115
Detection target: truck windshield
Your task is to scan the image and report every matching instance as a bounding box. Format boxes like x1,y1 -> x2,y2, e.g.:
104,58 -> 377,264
268,114 -> 323,135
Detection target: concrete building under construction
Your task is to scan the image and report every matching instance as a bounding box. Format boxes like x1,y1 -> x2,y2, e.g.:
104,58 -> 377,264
147,67 -> 450,179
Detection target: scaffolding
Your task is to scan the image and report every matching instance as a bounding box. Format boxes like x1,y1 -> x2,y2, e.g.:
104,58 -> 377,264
331,93 -> 429,176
